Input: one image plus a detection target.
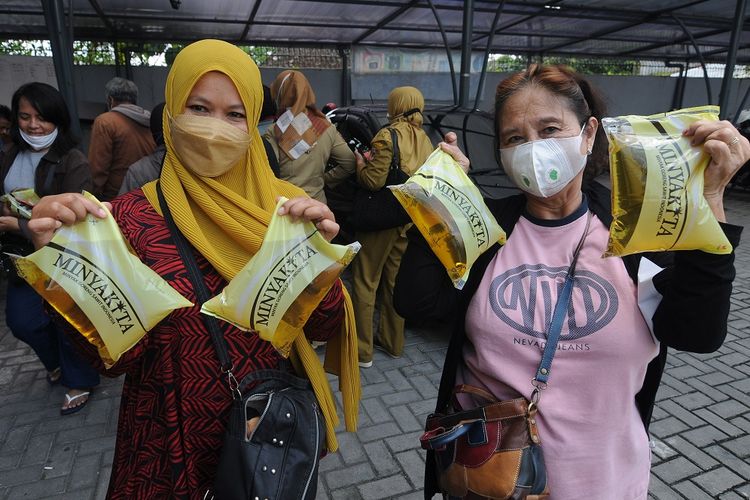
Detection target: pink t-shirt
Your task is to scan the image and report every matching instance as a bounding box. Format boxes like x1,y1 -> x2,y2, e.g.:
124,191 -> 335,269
459,206 -> 659,500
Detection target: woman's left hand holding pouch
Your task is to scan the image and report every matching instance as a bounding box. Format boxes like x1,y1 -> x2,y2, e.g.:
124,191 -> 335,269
29,193 -> 111,249
277,196 -> 340,242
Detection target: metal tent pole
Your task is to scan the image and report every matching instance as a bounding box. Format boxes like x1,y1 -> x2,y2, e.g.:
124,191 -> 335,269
718,0 -> 747,119
339,45 -> 352,106
458,0 -> 474,108
42,0 -> 81,138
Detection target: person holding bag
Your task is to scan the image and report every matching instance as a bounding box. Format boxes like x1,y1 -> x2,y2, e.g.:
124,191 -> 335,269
394,64 -> 747,498
0,82 -> 100,415
352,86 -> 433,367
27,39 -> 359,499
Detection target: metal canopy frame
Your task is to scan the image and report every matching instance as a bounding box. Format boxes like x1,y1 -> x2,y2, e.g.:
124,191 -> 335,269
2,0 -> 749,119
0,1 -> 747,61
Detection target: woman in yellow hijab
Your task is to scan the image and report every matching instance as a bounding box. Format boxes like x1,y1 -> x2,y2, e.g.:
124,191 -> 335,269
352,86 -> 433,367
27,39 -> 359,499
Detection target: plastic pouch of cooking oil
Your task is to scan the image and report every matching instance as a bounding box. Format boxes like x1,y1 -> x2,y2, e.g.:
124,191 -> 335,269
602,105 -> 731,257
389,147 -> 506,289
201,196 -> 360,358
10,191 -> 193,368
1,189 -> 40,219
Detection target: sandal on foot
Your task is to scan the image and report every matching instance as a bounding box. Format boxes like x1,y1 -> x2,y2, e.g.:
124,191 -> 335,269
46,367 -> 62,386
60,390 -> 91,416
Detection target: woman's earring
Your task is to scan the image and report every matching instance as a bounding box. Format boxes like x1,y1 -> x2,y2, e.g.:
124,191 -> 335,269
586,148 -> 593,156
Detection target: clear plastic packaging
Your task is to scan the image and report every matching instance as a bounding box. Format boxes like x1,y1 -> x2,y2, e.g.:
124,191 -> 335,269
201,197 -> 360,357
602,105 -> 731,257
390,148 -> 506,289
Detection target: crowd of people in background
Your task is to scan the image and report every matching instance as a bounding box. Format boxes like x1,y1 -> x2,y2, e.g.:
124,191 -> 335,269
0,39 -> 747,499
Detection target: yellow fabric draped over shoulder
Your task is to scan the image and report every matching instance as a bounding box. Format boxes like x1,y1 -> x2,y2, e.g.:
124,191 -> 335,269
141,39 -> 359,452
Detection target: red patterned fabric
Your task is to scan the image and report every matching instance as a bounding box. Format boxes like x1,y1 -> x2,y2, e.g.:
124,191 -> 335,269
60,190 -> 344,499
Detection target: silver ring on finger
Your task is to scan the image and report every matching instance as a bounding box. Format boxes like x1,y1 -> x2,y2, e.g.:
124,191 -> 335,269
729,136 -> 740,146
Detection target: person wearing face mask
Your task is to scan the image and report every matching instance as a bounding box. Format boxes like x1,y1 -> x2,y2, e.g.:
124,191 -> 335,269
0,82 -> 100,415
25,40 -> 359,499
394,64 -> 748,499
264,70 -> 356,203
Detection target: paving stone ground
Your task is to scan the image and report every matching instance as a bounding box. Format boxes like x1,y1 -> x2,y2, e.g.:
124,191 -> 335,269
0,189 -> 748,499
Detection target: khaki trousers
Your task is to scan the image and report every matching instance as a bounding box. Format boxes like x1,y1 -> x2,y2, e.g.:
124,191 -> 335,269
352,226 -> 407,363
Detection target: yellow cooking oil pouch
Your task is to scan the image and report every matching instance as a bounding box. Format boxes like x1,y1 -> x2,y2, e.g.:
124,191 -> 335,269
201,197 -> 360,358
602,105 -> 731,257
1,189 -> 40,219
389,147 -> 506,289
11,191 -> 192,367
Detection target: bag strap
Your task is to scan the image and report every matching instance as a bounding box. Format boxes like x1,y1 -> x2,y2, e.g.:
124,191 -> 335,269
43,162 -> 57,195
530,211 -> 592,406
450,384 -> 497,411
156,182 -> 241,399
388,128 -> 400,172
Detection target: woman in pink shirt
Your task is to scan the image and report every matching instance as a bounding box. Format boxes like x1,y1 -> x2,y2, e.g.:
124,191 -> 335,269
395,65 -> 748,499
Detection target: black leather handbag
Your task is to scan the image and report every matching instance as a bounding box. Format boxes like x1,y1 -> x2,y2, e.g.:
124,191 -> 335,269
351,128 -> 410,232
157,184 -> 324,500
213,369 -> 324,500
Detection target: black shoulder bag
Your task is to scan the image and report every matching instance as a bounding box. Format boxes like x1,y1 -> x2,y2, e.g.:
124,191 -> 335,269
350,128 -> 411,232
156,184 -> 324,500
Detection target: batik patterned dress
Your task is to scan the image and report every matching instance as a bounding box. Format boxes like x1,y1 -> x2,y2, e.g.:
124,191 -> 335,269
61,190 -> 344,499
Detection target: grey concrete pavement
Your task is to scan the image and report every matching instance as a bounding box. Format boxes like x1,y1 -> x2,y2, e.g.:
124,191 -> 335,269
0,190 -> 748,499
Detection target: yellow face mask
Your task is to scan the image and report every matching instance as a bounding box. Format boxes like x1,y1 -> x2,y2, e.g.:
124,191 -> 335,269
169,113 -> 252,177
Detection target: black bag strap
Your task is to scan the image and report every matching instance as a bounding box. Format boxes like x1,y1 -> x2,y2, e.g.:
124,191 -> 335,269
156,181 -> 241,399
385,127 -> 408,186
43,162 -> 57,195
388,128 -> 400,171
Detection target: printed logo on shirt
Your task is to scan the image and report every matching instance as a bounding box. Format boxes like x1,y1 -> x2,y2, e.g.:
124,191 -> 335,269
488,264 -> 618,340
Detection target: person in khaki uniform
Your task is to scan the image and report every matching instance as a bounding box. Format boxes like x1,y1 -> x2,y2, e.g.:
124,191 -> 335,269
353,87 -> 433,367
264,70 -> 355,203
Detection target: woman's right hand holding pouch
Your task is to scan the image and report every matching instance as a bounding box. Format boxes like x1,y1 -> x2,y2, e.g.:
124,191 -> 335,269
28,193 -> 111,249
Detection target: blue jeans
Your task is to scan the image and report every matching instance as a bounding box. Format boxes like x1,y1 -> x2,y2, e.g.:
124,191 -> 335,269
5,280 -> 100,390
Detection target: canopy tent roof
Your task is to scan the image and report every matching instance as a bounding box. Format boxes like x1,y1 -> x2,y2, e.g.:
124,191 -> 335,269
2,0 -> 749,64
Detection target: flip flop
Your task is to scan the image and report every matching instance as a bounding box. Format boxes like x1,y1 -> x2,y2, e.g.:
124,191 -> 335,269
46,367 -> 62,386
60,390 -> 91,416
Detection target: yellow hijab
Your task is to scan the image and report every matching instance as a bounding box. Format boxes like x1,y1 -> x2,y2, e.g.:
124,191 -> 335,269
141,39 -> 359,452
387,86 -> 434,174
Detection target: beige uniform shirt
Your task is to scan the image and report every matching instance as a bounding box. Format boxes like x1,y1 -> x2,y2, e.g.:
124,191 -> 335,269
264,125 -> 356,203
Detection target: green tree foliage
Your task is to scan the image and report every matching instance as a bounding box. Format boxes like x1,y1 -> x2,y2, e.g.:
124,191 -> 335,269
0,40 -> 51,57
1,39 -> 275,67
542,56 -> 639,75
488,54 -> 527,73
487,53 -> 640,76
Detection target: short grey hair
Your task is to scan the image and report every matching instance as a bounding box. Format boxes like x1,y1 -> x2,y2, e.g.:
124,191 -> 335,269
104,77 -> 138,104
